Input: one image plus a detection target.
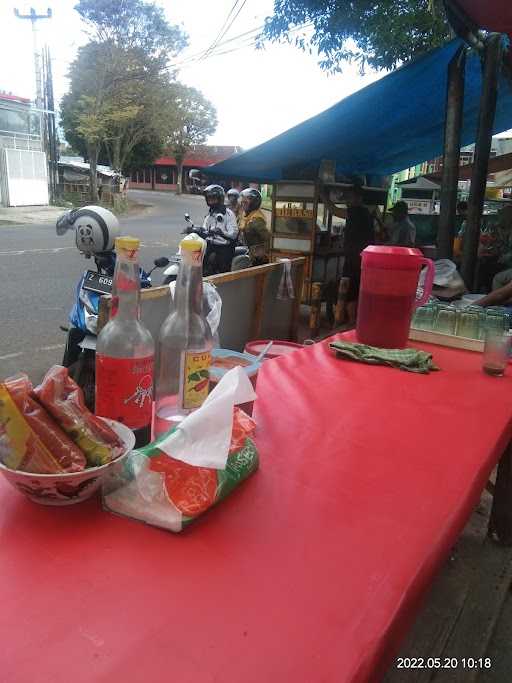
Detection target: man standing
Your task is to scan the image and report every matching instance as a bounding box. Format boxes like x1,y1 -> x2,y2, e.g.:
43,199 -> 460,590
389,201 -> 416,247
323,185 -> 375,323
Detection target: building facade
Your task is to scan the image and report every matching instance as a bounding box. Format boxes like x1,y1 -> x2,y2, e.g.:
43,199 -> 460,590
129,145 -> 241,192
0,92 -> 48,206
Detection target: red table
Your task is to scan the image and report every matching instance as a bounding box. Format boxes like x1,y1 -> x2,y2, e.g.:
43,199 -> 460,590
2,337 -> 512,683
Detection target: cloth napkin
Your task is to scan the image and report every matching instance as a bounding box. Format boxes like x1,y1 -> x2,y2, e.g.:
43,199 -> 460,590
330,340 -> 439,374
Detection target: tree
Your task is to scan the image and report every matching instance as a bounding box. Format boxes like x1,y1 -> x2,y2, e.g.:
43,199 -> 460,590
60,0 -> 188,200
60,43 -> 116,201
261,0 -> 451,73
75,0 -> 187,68
124,135 -> 165,175
164,84 -> 218,194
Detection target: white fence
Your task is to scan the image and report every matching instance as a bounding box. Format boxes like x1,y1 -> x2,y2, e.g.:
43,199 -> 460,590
0,148 -> 48,207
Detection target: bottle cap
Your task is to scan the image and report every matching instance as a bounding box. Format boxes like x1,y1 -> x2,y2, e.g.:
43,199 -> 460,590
115,236 -> 140,251
180,234 -> 205,252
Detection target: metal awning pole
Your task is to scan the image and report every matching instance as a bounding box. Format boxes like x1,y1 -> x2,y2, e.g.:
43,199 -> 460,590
437,46 -> 467,259
461,34 -> 503,290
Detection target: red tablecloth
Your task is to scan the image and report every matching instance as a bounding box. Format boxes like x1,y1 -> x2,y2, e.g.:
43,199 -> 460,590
2,337 -> 512,683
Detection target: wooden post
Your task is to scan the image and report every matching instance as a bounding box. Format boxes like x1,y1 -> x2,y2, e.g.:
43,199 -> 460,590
437,46 -> 467,259
461,34 -> 503,290
489,443 -> 512,546
309,282 -> 322,338
334,277 -> 350,327
289,261 -> 305,341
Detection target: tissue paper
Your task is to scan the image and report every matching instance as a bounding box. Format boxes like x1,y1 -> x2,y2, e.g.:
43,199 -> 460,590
157,365 -> 256,470
102,407 -> 259,532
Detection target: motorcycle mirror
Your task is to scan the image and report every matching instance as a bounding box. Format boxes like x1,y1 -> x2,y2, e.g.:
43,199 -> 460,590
154,257 -> 170,268
184,213 -> 191,222
55,214 -> 73,236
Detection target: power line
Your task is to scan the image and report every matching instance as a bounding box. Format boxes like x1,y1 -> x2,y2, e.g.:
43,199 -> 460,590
199,0 -> 248,62
170,24 -> 263,68
199,0 -> 243,63
171,21 -> 313,70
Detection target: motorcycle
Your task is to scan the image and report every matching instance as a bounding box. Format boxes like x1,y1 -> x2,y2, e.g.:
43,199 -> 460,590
162,213 -> 251,284
61,246 -> 169,409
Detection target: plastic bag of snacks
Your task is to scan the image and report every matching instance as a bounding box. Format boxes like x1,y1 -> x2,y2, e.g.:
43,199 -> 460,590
34,366 -> 125,467
4,374 -> 86,473
102,407 -> 258,532
0,383 -> 65,474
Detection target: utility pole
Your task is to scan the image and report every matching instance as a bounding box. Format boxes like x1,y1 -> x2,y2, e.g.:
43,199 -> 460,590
14,7 -> 52,109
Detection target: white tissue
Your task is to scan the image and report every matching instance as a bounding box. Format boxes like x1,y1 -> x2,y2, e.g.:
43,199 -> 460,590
156,366 -> 256,470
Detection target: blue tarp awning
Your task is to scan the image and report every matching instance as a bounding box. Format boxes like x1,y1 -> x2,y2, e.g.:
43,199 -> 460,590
205,39 -> 512,182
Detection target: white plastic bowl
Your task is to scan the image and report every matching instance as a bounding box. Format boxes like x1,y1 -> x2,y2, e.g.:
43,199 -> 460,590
0,419 -> 135,506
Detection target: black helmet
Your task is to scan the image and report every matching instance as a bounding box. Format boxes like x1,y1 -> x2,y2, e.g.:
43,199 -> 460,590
227,188 -> 240,202
240,187 -> 262,213
204,184 -> 225,209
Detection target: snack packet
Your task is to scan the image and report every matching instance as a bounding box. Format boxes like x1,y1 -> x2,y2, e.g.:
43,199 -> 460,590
5,374 -> 86,473
102,407 -> 259,532
0,384 -> 64,474
34,366 -> 125,467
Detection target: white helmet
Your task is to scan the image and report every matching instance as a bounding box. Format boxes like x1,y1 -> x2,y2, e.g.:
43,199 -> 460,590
56,205 -> 120,255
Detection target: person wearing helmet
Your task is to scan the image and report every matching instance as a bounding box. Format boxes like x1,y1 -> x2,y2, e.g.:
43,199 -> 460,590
239,188 -> 270,266
226,188 -> 241,222
56,205 -> 120,256
202,184 -> 239,273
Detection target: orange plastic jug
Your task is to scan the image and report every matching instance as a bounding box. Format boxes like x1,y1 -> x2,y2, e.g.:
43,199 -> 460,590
356,246 -> 435,348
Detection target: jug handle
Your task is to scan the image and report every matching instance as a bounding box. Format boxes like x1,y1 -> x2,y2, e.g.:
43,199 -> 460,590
416,258 -> 435,308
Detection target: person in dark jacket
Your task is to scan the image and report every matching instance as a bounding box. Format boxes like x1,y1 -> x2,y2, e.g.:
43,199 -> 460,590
323,185 -> 375,323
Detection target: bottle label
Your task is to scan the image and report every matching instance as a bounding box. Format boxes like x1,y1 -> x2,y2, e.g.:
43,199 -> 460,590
181,351 -> 211,410
96,355 -> 154,429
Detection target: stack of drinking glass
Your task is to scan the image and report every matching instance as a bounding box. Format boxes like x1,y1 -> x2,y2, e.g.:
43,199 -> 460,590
411,302 -> 511,340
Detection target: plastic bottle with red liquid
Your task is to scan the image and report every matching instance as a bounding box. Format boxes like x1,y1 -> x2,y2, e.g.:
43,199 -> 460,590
95,236 -> 154,447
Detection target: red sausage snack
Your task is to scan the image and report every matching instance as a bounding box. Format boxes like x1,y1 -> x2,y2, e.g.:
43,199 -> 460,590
4,374 -> 86,473
34,366 -> 125,467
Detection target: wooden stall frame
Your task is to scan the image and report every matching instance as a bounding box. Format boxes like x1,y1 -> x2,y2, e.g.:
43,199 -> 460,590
98,258 -> 306,343
270,181 -> 318,303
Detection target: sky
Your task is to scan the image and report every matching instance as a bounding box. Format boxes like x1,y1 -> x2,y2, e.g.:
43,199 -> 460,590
0,0 -> 384,151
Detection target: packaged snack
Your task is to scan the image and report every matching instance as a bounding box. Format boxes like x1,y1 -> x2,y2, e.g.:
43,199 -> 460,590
34,366 -> 125,467
5,375 -> 86,473
102,407 -> 259,532
0,384 -> 64,474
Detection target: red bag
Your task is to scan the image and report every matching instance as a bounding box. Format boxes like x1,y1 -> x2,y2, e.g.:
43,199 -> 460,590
5,374 -> 86,473
34,366 -> 125,467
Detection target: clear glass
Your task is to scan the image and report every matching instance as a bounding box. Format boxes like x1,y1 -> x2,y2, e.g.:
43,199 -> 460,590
434,305 -> 457,335
411,304 -> 435,331
482,331 -> 511,377
456,308 -> 481,339
483,308 -> 508,339
154,242 -> 213,436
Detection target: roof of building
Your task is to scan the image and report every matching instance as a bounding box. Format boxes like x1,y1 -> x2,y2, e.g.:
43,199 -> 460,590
58,159 -> 121,178
155,145 -> 241,168
0,92 -> 31,106
397,177 -> 441,190
204,38 -> 512,183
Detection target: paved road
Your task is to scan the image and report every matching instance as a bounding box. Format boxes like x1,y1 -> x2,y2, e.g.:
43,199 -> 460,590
0,191 -> 206,383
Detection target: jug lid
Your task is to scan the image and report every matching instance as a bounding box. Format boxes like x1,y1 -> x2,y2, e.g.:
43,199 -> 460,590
361,245 -> 426,270
362,245 -> 423,257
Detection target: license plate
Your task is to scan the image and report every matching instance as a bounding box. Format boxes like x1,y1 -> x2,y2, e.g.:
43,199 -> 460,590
82,270 -> 113,295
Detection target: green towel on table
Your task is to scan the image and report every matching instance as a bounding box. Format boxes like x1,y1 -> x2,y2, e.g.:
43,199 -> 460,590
330,340 -> 439,374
